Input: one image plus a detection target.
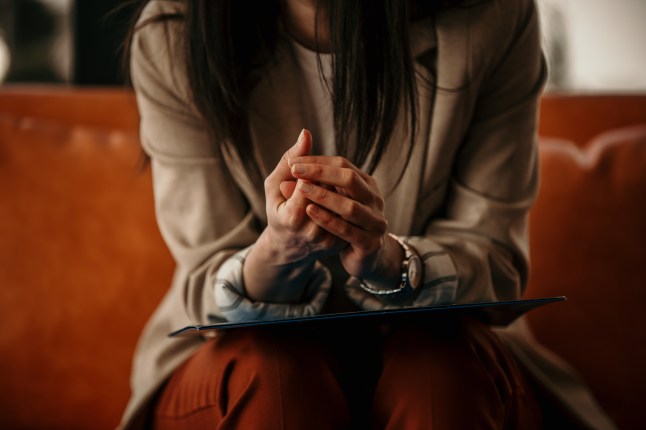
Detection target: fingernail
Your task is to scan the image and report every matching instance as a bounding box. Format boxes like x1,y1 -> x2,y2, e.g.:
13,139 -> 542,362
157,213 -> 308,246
291,164 -> 305,175
299,181 -> 313,193
297,129 -> 305,146
307,204 -> 319,218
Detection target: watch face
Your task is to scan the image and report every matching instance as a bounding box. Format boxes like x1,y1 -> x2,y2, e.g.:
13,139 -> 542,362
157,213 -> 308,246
408,256 -> 422,289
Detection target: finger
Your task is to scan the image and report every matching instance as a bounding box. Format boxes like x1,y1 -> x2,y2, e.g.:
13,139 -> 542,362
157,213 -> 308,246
300,214 -> 350,252
289,155 -> 371,182
279,179 -> 316,226
306,204 -> 380,255
298,182 -> 388,233
306,223 -> 326,243
266,129 -> 312,189
280,180 -> 296,200
280,129 -> 312,178
266,129 -> 312,210
291,163 -> 374,204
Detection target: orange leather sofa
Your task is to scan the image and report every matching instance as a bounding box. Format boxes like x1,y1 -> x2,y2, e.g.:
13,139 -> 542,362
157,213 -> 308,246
1,88 -> 645,429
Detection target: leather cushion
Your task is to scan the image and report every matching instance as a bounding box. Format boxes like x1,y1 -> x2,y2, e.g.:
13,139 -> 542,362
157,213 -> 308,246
0,93 -> 174,429
526,126 -> 646,430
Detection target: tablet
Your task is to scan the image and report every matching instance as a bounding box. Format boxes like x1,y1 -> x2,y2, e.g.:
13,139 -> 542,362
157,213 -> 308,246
169,296 -> 566,337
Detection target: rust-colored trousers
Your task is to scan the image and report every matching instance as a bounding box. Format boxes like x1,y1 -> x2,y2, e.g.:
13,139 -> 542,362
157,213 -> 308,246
153,318 -> 542,429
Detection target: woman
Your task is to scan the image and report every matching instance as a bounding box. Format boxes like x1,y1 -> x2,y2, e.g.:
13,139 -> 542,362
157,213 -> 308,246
121,0 -> 615,429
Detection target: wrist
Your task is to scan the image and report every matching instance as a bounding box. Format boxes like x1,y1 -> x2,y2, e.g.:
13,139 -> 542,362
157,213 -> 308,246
361,233 -> 404,290
357,234 -> 423,301
261,225 -> 313,266
244,228 -> 317,303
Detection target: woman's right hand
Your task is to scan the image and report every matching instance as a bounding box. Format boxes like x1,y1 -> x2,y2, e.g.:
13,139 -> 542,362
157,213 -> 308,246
243,129 -> 345,302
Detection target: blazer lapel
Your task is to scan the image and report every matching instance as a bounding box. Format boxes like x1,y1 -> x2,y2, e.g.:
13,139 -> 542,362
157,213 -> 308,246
376,16 -> 439,235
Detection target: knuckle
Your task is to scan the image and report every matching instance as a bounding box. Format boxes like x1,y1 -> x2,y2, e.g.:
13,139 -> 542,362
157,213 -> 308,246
285,211 -> 302,230
376,217 -> 388,233
263,175 -> 273,191
338,222 -> 352,238
344,201 -> 359,218
332,156 -> 346,167
280,152 -> 291,165
321,237 -> 334,249
305,226 -> 319,243
381,218 -> 389,232
344,170 -> 360,188
374,195 -> 385,210
315,186 -> 328,201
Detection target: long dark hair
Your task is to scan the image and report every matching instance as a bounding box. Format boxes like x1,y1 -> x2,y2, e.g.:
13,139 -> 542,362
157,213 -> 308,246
125,0 -> 460,183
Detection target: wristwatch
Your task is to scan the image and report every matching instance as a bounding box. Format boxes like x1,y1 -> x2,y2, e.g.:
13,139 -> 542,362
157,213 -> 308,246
358,233 -> 423,299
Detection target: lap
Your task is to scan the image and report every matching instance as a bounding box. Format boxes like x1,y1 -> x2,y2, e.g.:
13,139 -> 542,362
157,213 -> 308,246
153,318 -> 541,430
375,318 -> 542,429
154,327 -> 357,430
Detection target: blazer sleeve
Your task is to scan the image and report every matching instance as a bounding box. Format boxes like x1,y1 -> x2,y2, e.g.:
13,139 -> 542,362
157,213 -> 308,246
349,0 -> 547,309
130,6 -> 255,326
131,3 -> 332,325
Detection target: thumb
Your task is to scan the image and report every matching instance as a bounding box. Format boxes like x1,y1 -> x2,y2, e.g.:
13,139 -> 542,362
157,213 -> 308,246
271,129 -> 312,182
282,130 -> 314,212
286,129 -> 312,165
266,129 -> 312,207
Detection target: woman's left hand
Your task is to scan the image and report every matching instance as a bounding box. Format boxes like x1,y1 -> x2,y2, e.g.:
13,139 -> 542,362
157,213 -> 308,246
288,156 -> 403,285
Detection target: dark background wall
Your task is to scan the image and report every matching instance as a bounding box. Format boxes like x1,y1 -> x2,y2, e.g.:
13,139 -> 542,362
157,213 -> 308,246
0,0 -> 140,85
0,0 -> 63,82
73,0 -> 139,85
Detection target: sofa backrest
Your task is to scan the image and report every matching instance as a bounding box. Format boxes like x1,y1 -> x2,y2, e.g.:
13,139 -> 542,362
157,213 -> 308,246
538,95 -> 646,147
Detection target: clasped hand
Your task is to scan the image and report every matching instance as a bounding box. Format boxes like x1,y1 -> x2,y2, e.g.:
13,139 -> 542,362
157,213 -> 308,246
264,129 -> 397,280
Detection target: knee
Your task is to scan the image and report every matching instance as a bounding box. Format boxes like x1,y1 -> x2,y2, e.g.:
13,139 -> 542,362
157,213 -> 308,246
217,328 -> 349,428
156,329 -> 351,429
374,318 -> 512,427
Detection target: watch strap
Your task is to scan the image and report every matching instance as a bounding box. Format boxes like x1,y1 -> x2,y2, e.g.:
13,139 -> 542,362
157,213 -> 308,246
356,234 -> 422,299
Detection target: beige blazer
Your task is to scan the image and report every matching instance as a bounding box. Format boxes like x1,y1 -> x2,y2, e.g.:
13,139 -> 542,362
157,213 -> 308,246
122,0 -> 616,428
